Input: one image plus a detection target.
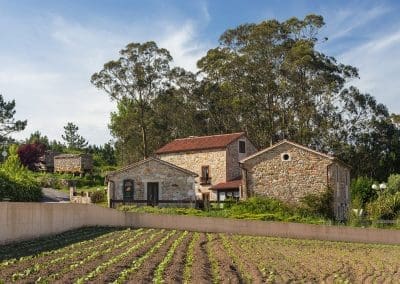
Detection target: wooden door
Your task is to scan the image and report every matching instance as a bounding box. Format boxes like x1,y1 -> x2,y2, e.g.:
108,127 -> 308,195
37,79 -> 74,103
147,182 -> 159,206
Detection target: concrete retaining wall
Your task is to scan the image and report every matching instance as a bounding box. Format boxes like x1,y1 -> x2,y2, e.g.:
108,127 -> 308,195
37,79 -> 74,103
0,202 -> 125,244
1,202 -> 400,245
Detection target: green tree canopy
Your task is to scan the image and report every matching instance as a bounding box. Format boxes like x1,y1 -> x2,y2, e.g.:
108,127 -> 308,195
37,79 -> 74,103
0,94 -> 27,142
61,122 -> 88,151
91,41 -> 174,159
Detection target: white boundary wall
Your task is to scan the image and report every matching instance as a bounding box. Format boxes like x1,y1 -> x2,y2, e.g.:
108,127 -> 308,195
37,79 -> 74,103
1,202 -> 400,245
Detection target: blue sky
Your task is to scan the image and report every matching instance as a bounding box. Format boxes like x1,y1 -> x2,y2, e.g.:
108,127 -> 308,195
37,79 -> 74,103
1,0 -> 399,145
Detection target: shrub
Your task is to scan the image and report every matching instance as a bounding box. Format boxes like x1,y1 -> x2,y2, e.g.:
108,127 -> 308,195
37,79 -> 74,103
387,174 -> 400,195
0,145 -> 42,201
17,143 -> 46,170
350,176 -> 377,207
366,192 -> 400,220
298,188 -> 334,220
230,196 -> 292,215
90,190 -> 106,203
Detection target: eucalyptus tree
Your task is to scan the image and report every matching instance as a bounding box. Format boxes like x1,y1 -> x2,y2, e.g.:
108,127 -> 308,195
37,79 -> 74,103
197,15 -> 358,148
91,41 -> 173,159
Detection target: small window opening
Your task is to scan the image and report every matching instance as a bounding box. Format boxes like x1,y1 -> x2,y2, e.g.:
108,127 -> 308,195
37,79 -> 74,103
239,141 -> 246,153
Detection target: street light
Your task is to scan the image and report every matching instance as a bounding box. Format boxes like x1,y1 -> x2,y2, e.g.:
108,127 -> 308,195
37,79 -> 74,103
372,183 -> 387,195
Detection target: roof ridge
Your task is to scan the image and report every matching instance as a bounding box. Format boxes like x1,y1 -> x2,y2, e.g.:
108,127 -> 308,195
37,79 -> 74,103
240,139 -> 337,164
173,132 -> 245,140
107,157 -> 198,177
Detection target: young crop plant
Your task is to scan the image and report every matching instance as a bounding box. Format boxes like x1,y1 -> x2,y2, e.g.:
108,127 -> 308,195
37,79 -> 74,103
219,233 -> 253,283
112,230 -> 177,284
8,229 -> 136,282
206,233 -> 221,284
1,227 -> 114,266
153,231 -> 189,283
75,229 -> 164,284
38,229 -> 149,283
183,232 -> 200,284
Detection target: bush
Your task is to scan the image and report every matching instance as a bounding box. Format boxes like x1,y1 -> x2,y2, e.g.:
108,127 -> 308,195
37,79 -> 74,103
350,177 -> 377,207
90,190 -> 106,203
298,188 -> 334,220
366,192 -> 400,220
387,174 -> 400,195
0,145 -> 42,201
229,196 -> 292,215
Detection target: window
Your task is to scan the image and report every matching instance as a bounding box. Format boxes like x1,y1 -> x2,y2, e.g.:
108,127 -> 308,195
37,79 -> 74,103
123,179 -> 134,201
281,153 -> 291,161
239,141 -> 246,153
200,166 -> 211,185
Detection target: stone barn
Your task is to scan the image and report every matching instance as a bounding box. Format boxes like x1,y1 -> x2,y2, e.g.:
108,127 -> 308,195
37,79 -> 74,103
240,140 -> 350,220
106,157 -> 198,208
54,154 -> 93,174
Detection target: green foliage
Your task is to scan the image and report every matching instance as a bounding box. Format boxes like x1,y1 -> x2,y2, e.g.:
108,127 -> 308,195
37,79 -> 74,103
62,122 -> 88,150
298,188 -> 334,219
0,145 -> 42,201
34,172 -> 104,190
118,196 -> 329,225
0,93 -> 26,140
90,190 -> 106,203
387,174 -> 400,195
366,192 -> 400,221
350,177 -> 377,207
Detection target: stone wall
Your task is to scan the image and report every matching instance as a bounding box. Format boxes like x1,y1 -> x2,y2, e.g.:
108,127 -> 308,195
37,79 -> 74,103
158,149 -> 226,200
242,143 -> 333,203
54,154 -> 93,173
226,137 -> 258,181
107,159 -> 195,202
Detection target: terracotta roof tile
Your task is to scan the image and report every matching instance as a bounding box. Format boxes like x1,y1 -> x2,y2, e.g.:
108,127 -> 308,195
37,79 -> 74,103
155,132 -> 245,154
210,179 -> 242,190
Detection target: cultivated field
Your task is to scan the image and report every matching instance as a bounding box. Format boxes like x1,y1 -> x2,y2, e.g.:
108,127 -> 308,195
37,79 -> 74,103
1,227 -> 400,283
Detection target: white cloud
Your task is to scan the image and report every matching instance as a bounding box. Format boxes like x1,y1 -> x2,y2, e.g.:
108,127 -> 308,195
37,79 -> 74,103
339,29 -> 400,113
325,5 -> 390,40
3,14 -> 210,145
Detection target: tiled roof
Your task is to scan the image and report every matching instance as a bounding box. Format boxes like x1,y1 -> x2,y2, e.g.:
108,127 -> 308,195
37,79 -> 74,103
155,132 -> 246,154
210,179 -> 242,190
106,157 -> 198,178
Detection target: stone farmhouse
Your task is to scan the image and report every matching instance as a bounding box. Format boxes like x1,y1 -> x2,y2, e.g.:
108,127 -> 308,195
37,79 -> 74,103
106,133 -> 350,220
155,132 -> 258,202
106,157 -> 197,207
240,140 -> 351,220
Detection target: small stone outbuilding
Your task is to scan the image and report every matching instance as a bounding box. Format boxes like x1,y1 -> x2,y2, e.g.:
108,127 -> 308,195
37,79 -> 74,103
240,140 -> 350,220
106,157 -> 198,207
54,154 -> 93,174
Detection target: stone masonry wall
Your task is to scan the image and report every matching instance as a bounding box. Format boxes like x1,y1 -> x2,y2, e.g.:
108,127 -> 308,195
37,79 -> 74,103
54,157 -> 81,173
226,137 -> 258,181
158,149 -> 226,200
242,144 -> 332,203
108,159 -> 195,202
54,155 -> 93,173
